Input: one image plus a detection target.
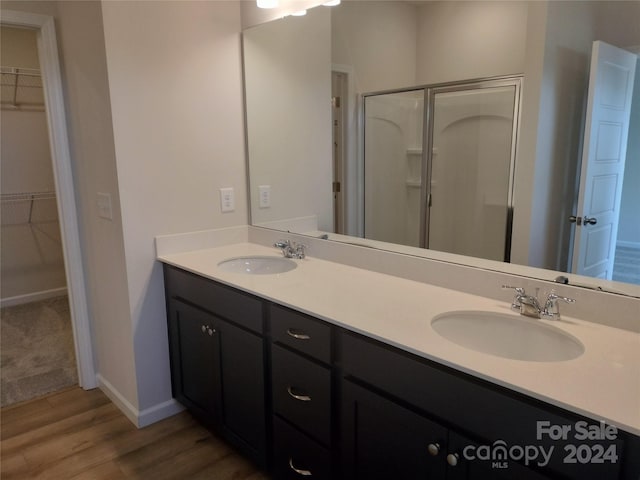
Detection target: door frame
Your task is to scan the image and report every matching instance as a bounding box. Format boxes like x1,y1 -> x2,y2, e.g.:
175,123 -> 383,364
2,10 -> 96,388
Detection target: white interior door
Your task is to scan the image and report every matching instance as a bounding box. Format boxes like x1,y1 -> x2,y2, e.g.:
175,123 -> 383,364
572,41 -> 637,279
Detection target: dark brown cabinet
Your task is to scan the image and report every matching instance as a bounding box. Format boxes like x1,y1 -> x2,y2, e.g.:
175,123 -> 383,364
341,379 -> 448,479
162,264 -> 640,480
165,267 -> 266,468
269,305 -> 334,479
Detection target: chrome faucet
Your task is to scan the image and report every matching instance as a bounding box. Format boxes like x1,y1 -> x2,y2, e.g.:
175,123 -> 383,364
502,286 -> 575,320
274,240 -> 307,259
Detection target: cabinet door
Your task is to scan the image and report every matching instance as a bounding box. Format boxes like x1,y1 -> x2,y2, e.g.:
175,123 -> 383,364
446,432 -> 552,480
341,380 -> 448,480
217,316 -> 267,467
167,299 -> 222,424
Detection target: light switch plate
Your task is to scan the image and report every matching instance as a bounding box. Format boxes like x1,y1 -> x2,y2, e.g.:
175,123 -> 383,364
259,185 -> 271,208
97,192 -> 113,220
220,187 -> 235,213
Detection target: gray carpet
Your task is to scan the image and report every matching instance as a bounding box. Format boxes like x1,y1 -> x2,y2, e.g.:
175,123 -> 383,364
1,295 -> 78,406
613,246 -> 640,286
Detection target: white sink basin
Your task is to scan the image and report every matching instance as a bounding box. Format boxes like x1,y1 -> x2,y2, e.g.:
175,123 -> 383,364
431,311 -> 584,362
217,256 -> 297,275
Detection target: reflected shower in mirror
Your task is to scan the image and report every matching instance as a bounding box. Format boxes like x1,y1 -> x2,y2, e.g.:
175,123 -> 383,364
242,0 -> 640,293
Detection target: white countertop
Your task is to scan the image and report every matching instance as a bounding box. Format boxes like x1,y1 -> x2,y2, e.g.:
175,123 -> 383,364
158,242 -> 640,436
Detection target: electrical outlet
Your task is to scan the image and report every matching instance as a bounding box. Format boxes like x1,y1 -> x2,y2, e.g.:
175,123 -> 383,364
259,185 -> 271,208
220,187 -> 235,213
97,192 -> 113,220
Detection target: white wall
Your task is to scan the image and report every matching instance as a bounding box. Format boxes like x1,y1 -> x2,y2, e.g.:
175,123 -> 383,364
100,0 -> 248,417
244,6 -> 333,231
521,1 -> 596,271
332,1 -> 417,93
415,1 -> 528,85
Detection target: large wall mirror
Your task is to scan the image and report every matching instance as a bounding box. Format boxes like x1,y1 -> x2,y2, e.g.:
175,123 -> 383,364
242,0 -> 640,297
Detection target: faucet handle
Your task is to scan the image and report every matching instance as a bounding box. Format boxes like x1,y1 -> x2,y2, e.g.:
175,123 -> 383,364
502,285 -> 526,312
293,243 -> 308,259
274,240 -> 291,249
542,291 -> 575,320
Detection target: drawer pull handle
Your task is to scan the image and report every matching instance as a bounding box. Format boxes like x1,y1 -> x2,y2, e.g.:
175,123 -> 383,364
287,386 -> 311,402
287,328 -> 311,340
289,457 -> 312,476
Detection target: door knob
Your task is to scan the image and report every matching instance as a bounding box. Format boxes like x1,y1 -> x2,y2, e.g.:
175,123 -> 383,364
583,216 -> 597,225
568,215 -> 582,225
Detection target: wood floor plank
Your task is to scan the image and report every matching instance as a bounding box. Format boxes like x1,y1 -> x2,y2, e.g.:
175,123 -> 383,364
0,387 -> 269,479
1,387 -> 111,440
0,451 -> 29,480
1,402 -> 121,458
22,415 -> 136,466
126,438 -> 235,480
114,420 -> 213,476
67,460 -> 127,480
190,452 -> 270,480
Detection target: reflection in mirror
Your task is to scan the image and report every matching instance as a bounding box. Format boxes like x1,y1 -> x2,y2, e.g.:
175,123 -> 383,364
242,1 -> 640,294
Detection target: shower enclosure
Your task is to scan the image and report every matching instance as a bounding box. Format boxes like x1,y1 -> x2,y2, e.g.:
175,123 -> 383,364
363,76 -> 521,262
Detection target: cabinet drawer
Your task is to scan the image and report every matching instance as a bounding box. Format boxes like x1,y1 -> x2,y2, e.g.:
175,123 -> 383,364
270,304 -> 331,363
273,416 -> 332,480
272,344 -> 331,446
164,265 -> 263,333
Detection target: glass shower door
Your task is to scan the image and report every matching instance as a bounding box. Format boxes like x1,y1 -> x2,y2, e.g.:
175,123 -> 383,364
363,89 -> 425,247
426,81 -> 520,261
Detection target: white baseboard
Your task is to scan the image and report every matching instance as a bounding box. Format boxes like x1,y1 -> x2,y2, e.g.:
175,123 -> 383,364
617,240 -> 640,250
138,397 -> 185,428
97,374 -> 184,428
1,287 -> 67,308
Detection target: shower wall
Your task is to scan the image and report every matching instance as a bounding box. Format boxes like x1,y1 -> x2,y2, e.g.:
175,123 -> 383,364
428,86 -> 517,261
1,27 -> 67,305
364,91 -> 423,247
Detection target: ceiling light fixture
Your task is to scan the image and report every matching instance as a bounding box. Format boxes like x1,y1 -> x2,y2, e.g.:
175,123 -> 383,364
323,0 -> 341,6
257,0 -> 278,9
291,9 -> 307,16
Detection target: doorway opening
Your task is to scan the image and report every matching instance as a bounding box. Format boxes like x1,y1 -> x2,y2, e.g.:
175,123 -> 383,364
1,10 -> 96,402
0,26 -> 78,406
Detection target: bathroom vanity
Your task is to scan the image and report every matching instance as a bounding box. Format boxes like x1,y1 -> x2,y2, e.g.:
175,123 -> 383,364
159,237 -> 640,480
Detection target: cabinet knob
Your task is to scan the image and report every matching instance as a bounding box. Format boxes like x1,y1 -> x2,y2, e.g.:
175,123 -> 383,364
447,453 -> 459,467
201,325 -> 206,333
427,443 -> 440,456
287,328 -> 311,340
289,458 -> 312,476
287,386 -> 312,402
208,328 -> 215,336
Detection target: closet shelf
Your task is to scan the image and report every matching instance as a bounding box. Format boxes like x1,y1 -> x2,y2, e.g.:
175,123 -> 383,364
1,191 -> 58,226
1,66 -> 45,110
